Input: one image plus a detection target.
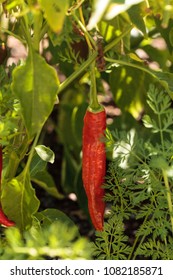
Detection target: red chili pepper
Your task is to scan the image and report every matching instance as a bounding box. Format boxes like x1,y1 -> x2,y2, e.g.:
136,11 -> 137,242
0,146 -> 15,227
82,108 -> 106,231
0,208 -> 15,227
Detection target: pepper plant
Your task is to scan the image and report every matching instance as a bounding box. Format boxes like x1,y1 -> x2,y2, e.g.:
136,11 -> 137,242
1,0 -> 173,259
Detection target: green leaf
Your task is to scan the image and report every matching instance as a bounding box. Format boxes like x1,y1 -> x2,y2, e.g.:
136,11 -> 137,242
35,208 -> 77,229
38,0 -> 69,33
109,66 -> 150,118
1,172 -> 40,230
11,50 -> 59,138
128,52 -> 144,62
35,145 -> 55,164
31,170 -> 64,199
142,115 -> 154,128
30,153 -> 47,177
128,3 -> 146,35
99,15 -> 131,52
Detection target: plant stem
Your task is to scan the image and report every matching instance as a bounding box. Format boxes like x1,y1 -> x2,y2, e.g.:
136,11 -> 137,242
72,13 -> 96,49
104,56 -> 157,78
104,56 -> 172,97
32,10 -> 42,52
79,6 -> 93,50
3,120 -> 29,181
23,130 -> 41,175
104,25 -> 133,54
57,51 -> 98,94
57,19 -> 132,95
89,57 -> 100,111
19,3 -> 33,50
162,169 -> 173,234
128,210 -> 151,260
158,113 -> 165,152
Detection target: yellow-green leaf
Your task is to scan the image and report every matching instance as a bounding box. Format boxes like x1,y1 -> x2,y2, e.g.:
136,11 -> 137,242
11,50 -> 59,138
1,172 -> 40,230
38,0 -> 69,33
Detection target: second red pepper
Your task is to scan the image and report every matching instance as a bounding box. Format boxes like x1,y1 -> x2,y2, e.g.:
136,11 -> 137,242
0,146 -> 15,227
82,108 -> 106,231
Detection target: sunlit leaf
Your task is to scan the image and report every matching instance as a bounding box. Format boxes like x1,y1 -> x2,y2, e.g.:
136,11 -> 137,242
142,115 -> 153,128
128,3 -> 147,35
35,145 -> 55,164
1,172 -> 40,230
30,153 -> 47,177
35,208 -> 76,228
11,50 -> 59,138
109,66 -> 151,118
38,0 -> 69,33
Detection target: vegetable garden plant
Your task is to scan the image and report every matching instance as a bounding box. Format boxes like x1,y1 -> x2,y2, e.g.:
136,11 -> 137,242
1,0 -> 173,260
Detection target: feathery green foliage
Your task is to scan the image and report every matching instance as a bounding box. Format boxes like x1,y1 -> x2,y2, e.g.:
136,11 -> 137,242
92,85 -> 173,259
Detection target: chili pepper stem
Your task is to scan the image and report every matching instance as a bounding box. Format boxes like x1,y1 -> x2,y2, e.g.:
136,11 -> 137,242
89,57 -> 102,112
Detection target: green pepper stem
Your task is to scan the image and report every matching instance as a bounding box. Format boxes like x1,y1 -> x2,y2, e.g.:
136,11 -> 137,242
89,54 -> 101,112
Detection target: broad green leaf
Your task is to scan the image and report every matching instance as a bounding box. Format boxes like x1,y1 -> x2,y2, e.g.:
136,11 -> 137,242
109,66 -> 151,118
128,3 -> 147,35
35,208 -> 77,229
38,0 -> 69,33
1,172 -> 40,230
30,153 -> 47,177
31,170 -> 64,199
109,62 -> 173,115
11,50 -> 59,138
99,15 -> 131,52
35,145 -> 55,164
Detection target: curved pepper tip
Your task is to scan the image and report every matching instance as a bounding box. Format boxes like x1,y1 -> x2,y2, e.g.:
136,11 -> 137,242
0,208 -> 15,227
